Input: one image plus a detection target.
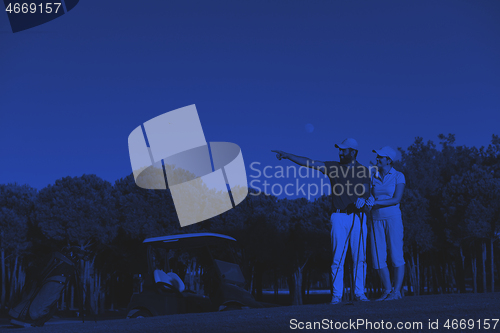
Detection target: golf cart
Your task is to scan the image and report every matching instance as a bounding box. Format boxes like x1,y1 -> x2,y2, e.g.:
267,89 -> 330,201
126,233 -> 262,318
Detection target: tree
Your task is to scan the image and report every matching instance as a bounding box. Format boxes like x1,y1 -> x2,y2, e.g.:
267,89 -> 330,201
0,208 -> 27,309
398,137 -> 441,197
35,174 -> 118,314
209,189 -> 284,300
442,165 -> 500,293
483,134 -> 500,292
396,138 -> 441,294
278,197 -> 329,305
0,184 -> 36,308
113,173 -> 180,240
399,187 -> 434,295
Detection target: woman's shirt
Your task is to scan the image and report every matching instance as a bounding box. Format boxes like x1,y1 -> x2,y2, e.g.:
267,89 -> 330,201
371,167 -> 405,219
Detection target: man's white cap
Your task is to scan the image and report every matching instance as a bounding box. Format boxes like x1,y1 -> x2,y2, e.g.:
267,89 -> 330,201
335,138 -> 359,150
373,146 -> 397,161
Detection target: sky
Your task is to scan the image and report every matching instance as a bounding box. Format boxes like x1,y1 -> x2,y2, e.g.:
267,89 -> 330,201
1,0 -> 499,199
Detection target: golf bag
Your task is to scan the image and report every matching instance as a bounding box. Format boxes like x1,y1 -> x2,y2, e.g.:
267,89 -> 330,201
9,251 -> 76,327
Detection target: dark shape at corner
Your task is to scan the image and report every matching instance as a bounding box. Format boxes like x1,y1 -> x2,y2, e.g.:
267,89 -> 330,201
3,0 -> 79,33
64,0 -> 79,12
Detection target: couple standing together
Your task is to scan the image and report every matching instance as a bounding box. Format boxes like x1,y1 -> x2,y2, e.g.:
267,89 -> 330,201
272,138 -> 405,303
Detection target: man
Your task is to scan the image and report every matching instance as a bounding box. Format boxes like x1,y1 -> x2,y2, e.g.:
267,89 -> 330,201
272,138 -> 371,304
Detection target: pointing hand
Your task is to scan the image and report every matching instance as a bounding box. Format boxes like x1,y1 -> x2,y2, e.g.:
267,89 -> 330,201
271,150 -> 286,161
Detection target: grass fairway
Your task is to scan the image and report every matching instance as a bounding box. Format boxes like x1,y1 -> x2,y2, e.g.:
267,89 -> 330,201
9,293 -> 500,332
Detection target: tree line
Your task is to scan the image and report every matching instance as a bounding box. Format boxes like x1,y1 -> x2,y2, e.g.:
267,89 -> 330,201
0,134 -> 499,313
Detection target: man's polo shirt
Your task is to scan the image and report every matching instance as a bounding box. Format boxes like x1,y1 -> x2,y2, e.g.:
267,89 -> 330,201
371,167 -> 405,219
324,161 -> 371,212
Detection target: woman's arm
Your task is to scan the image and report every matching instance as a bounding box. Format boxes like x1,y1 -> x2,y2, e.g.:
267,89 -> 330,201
373,183 -> 405,208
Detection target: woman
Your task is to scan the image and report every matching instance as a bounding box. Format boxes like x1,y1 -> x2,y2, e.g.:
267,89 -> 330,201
367,146 -> 406,301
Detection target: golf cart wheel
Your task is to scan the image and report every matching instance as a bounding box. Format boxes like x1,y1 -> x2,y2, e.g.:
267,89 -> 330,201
129,309 -> 153,318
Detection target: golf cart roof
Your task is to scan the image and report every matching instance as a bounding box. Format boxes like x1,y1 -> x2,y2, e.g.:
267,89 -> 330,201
143,233 -> 237,249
